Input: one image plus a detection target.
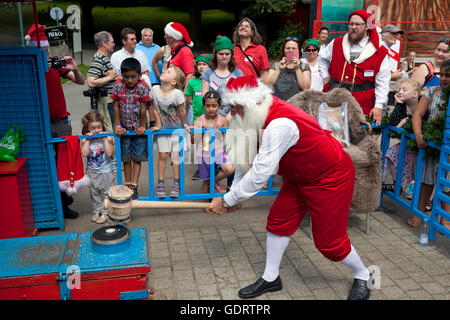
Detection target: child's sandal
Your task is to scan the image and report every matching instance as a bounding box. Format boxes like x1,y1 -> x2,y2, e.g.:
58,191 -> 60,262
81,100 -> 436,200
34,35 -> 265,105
382,184 -> 395,192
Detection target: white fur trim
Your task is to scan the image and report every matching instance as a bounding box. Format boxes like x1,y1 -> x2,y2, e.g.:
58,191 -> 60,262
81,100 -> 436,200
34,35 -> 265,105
26,39 -> 49,47
342,34 -> 376,64
164,23 -> 183,41
59,175 -> 91,196
222,79 -> 273,108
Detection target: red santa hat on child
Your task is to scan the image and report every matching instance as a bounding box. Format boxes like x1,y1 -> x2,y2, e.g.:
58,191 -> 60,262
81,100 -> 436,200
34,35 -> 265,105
164,22 -> 194,47
348,9 -> 380,48
222,76 -> 273,111
25,24 -> 49,47
57,135 -> 90,196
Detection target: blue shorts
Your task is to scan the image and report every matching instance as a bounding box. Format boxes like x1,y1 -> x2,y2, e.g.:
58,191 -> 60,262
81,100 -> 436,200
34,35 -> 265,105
121,136 -> 148,163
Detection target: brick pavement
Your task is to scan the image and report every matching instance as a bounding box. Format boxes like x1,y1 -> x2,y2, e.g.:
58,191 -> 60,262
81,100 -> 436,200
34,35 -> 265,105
146,211 -> 450,300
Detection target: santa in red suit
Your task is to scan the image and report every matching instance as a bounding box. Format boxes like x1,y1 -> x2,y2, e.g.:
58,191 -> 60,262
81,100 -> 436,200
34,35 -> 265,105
319,9 -> 391,126
207,76 -> 372,300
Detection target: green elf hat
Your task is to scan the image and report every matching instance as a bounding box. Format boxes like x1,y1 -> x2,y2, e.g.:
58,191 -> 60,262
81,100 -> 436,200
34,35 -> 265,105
214,35 -> 234,54
303,38 -> 320,50
195,53 -> 213,66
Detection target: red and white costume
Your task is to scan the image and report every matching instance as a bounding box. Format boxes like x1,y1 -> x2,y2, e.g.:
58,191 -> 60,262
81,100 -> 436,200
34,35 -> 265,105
318,10 -> 391,115
223,79 -> 355,262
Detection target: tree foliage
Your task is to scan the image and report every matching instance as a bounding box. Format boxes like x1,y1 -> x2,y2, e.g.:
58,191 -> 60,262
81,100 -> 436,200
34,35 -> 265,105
243,0 -> 296,17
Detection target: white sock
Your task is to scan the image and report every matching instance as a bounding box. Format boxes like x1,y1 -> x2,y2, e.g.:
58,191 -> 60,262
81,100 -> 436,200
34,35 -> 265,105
262,232 -> 290,282
340,245 -> 371,281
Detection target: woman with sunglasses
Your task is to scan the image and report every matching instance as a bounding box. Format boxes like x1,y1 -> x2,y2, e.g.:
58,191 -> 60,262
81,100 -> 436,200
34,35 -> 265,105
265,36 -> 311,101
300,38 -> 323,91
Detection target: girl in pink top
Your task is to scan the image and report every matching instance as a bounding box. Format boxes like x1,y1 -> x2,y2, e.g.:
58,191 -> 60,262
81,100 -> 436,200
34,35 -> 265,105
191,91 -> 234,198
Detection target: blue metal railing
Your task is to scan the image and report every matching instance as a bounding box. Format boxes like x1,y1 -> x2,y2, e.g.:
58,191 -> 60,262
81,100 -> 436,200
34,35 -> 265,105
50,127 -> 280,203
379,99 -> 450,241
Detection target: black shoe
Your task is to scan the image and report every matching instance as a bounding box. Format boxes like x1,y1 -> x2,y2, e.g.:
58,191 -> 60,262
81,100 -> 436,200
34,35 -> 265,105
63,207 -> 79,219
238,276 -> 282,299
347,277 -> 371,300
192,170 -> 200,180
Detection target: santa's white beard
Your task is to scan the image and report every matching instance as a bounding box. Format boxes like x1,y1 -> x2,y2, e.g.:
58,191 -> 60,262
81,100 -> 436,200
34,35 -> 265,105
226,95 -> 272,173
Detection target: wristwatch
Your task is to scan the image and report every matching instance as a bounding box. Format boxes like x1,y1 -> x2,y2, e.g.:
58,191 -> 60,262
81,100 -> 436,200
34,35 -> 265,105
221,196 -> 229,208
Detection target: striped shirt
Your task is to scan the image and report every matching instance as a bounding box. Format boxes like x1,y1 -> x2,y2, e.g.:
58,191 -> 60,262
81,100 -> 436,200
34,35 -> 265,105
86,52 -> 115,93
111,79 -> 150,131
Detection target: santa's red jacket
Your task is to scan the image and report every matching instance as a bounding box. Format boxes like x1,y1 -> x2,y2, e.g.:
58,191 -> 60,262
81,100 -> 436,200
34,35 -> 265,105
323,37 -> 388,115
262,97 -> 355,262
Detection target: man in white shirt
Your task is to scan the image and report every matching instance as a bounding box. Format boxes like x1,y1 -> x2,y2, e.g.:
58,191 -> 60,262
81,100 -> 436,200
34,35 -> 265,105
207,76 -> 372,300
111,27 -> 150,77
318,10 -> 391,126
380,24 -> 405,80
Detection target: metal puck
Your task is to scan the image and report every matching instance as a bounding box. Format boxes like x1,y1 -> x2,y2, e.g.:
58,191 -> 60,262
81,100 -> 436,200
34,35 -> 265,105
91,225 -> 131,245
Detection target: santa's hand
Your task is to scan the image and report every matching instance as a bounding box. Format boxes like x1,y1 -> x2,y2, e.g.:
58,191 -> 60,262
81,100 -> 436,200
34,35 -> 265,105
207,197 -> 227,215
369,107 -> 382,126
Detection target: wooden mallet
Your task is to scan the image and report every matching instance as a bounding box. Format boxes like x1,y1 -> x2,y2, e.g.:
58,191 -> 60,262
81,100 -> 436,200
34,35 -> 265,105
104,185 -> 210,221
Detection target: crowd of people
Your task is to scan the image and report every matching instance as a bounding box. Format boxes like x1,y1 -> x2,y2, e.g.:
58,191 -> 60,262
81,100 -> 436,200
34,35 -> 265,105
22,9 -> 450,300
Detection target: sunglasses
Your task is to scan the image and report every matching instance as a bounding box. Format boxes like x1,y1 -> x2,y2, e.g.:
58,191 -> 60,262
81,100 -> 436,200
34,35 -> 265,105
305,49 -> 319,52
285,36 -> 299,41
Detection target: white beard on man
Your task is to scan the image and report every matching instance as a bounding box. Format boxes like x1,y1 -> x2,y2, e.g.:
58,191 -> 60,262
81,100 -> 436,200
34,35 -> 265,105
224,79 -> 273,173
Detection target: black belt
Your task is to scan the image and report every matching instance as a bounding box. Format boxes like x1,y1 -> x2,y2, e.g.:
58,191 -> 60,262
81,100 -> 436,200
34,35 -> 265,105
51,117 -> 68,124
328,78 -> 375,92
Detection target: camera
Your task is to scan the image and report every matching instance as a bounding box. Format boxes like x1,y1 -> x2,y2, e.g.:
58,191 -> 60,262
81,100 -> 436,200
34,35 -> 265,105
50,56 -> 66,70
83,87 -> 108,110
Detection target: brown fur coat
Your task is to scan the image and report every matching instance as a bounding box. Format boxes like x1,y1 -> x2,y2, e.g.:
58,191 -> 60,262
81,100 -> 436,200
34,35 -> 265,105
287,88 -> 382,213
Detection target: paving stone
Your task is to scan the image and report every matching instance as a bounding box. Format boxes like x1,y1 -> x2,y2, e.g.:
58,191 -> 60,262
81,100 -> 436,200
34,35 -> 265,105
312,287 -> 340,300
151,266 -> 173,279
176,290 -> 199,300
393,278 -> 422,291
420,282 -> 449,295
198,284 -> 219,297
380,286 -> 409,299
406,289 -> 434,299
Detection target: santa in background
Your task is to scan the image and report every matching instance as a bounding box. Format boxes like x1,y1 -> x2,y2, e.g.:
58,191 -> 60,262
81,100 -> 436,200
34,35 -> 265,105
207,75 -> 372,300
318,9 -> 391,126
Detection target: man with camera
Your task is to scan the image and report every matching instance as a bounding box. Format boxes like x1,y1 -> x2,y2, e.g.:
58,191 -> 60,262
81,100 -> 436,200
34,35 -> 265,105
25,24 -> 85,219
86,31 -> 118,132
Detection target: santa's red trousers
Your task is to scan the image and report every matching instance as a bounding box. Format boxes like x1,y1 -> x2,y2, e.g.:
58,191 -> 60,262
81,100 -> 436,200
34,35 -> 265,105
267,152 -> 355,262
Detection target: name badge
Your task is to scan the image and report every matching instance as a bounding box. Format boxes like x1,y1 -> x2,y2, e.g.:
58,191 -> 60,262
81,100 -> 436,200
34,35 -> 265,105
245,56 -> 253,62
195,90 -> 202,96
364,70 -> 374,77
210,81 -> 219,91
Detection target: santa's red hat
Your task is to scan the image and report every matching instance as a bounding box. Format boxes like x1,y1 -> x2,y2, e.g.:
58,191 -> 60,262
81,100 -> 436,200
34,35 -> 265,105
222,76 -> 272,108
25,24 -> 49,47
348,10 -> 372,26
57,135 -> 90,196
348,9 -> 380,48
164,22 -> 194,47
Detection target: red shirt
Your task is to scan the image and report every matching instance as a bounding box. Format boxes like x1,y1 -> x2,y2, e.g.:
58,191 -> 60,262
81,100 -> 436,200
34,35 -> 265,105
45,67 -> 70,121
168,42 -> 194,76
233,43 -> 270,77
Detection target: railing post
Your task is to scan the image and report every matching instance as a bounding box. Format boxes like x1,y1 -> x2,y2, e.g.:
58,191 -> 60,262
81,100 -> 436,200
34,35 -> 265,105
429,98 -> 450,240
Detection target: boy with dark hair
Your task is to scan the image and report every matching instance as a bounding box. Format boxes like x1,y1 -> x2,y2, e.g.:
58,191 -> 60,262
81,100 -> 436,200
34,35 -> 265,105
111,57 -> 150,200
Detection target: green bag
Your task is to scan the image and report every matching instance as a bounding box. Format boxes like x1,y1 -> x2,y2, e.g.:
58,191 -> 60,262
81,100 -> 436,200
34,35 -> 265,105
0,125 -> 26,162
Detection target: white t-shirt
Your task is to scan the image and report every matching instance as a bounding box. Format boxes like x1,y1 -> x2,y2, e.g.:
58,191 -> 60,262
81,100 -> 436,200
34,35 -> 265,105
301,58 -> 323,91
149,85 -> 185,128
110,47 -> 151,75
